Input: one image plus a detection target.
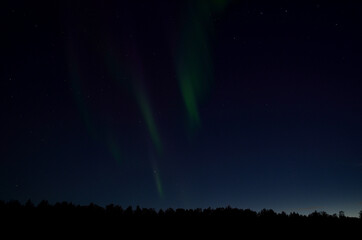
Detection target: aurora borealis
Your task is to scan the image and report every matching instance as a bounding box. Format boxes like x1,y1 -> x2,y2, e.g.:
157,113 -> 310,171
1,0 -> 362,217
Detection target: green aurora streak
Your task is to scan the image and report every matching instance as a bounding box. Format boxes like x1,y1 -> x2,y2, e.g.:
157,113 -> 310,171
136,89 -> 163,155
177,0 -> 230,128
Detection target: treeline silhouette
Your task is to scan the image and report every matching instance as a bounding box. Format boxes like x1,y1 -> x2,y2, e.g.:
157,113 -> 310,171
0,200 -> 362,239
1,199 -> 361,238
1,199 -> 361,223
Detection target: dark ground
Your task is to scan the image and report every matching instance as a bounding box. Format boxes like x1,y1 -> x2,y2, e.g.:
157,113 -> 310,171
1,200 -> 360,237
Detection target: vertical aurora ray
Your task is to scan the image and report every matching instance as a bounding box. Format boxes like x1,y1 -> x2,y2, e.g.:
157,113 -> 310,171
103,42 -> 163,156
136,90 -> 163,154
153,168 -> 163,198
177,1 -> 213,128
177,0 -> 230,129
127,47 -> 163,155
135,84 -> 164,199
179,75 -> 200,125
104,39 -> 165,198
130,56 -> 165,197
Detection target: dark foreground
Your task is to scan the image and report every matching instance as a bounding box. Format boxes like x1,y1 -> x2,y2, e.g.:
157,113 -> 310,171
1,201 -> 361,237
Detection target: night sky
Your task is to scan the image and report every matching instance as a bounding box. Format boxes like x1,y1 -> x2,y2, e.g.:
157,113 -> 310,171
1,0 -> 362,217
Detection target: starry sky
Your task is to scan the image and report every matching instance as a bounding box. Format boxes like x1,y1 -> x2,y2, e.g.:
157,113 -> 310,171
1,0 -> 362,216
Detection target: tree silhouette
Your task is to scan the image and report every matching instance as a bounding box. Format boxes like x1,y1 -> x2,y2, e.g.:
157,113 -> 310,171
124,206 -> 133,217
0,199 -> 361,233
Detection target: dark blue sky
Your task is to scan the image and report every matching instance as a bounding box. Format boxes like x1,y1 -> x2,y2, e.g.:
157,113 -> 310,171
1,0 -> 362,216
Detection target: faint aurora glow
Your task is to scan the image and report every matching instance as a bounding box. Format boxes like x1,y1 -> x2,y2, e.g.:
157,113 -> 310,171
176,0 -> 230,129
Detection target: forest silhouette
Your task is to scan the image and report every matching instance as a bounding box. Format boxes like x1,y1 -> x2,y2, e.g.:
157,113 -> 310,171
1,200 -> 361,231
